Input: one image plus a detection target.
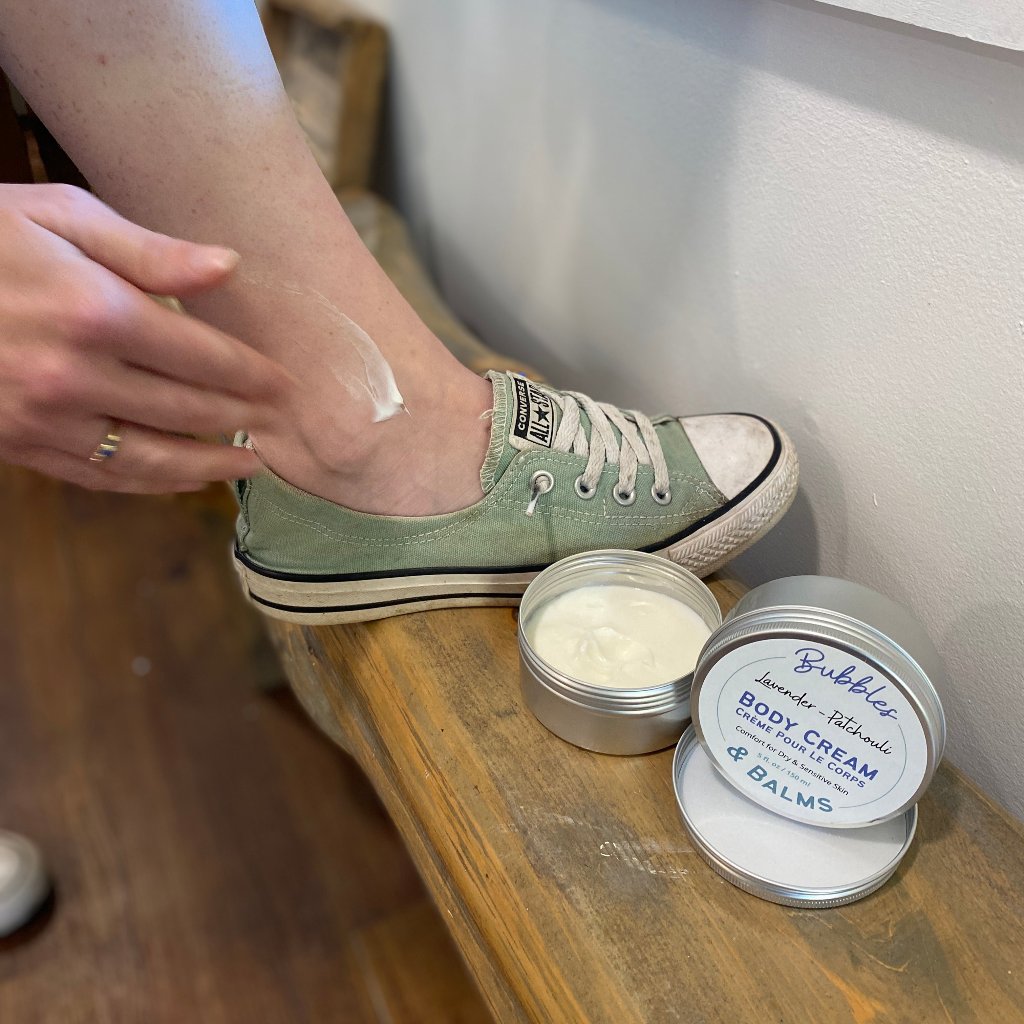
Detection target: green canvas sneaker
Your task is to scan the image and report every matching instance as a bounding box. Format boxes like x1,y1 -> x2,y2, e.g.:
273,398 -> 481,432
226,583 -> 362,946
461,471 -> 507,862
232,371 -> 798,623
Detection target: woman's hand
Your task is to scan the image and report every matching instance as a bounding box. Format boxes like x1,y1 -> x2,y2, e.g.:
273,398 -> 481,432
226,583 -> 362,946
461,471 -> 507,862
0,183 -> 288,492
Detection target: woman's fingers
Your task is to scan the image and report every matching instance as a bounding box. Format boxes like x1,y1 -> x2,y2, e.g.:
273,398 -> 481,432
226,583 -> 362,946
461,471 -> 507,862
91,358 -> 277,436
41,245 -> 293,411
92,424 -> 262,483
26,425 -> 261,493
4,345 -> 267,442
95,282 -> 292,406
4,183 -> 241,297
19,447 -> 210,495
9,188 -> 292,414
0,185 -> 288,495
2,212 -> 290,430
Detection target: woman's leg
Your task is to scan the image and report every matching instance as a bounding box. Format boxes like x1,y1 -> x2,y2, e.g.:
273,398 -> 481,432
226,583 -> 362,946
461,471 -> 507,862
0,0 -> 491,515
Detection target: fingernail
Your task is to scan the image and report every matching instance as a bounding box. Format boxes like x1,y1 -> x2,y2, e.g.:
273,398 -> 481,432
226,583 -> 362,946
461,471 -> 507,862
205,247 -> 240,273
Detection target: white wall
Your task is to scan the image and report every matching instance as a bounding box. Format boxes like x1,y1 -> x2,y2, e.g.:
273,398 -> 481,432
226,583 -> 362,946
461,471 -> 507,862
357,0 -> 1024,820
814,0 -> 1024,51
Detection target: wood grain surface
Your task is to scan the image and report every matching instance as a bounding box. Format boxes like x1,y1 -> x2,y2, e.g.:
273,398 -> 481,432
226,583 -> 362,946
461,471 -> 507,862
263,0 -> 387,191
0,466 -> 473,1023
350,898 -> 494,1024
267,582 -> 1024,1024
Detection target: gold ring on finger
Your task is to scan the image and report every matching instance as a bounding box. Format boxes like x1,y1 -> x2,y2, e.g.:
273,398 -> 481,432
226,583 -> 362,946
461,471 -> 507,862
88,421 -> 123,463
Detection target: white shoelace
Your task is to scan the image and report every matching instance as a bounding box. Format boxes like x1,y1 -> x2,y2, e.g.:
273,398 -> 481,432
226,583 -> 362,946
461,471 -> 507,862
549,389 -> 671,501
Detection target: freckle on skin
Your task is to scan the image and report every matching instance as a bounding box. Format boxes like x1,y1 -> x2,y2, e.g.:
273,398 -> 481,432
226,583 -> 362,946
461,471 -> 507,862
97,53 -> 107,65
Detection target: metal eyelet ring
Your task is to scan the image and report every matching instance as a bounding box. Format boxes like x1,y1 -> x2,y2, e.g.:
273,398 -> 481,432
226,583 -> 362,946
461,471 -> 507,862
574,475 -> 596,499
526,470 -> 554,516
614,487 -> 636,506
651,484 -> 672,506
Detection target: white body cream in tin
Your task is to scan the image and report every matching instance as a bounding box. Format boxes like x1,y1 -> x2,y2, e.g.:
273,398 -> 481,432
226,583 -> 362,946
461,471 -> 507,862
525,584 -> 712,688
518,551 -> 722,755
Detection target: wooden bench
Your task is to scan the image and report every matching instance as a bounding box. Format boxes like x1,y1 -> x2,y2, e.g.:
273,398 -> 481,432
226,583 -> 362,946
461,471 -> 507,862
267,583 -> 1024,1024
251,23 -> 1024,1012
247,183 -> 1024,1023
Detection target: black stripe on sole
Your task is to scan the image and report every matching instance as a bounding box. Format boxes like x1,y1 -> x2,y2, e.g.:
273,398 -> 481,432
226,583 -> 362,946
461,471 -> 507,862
248,590 -> 526,615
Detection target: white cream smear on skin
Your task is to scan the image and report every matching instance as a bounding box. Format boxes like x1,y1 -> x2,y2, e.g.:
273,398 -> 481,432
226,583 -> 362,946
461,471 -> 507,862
526,585 -> 712,688
679,743 -> 909,889
239,272 -> 405,422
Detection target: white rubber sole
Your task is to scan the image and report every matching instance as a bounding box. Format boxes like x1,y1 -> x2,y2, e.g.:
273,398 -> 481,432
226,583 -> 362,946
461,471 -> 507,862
235,423 -> 798,625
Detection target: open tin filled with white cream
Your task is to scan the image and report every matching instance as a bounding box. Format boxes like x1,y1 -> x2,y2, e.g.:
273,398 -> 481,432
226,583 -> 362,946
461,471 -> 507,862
518,550 -> 722,754
676,575 -> 947,906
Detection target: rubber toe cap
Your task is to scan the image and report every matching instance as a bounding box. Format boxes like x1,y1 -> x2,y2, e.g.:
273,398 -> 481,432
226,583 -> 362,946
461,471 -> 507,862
679,414 -> 778,501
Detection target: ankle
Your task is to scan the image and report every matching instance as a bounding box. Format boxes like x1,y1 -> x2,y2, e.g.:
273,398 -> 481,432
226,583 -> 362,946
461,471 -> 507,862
255,363 -> 494,516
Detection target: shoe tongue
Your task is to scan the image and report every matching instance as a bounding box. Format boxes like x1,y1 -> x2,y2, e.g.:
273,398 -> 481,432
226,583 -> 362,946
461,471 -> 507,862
507,373 -> 561,450
480,371 -> 564,491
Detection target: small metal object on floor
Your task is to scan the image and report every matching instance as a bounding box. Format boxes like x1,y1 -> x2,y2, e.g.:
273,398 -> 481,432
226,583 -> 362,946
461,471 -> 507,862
0,831 -> 51,939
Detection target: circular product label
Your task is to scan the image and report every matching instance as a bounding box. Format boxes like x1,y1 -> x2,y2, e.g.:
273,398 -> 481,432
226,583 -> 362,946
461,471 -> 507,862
695,638 -> 929,826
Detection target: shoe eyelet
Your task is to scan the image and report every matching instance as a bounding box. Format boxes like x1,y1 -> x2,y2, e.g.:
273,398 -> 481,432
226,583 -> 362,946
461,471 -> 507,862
574,475 -> 596,499
526,470 -> 554,516
651,485 -> 672,506
614,487 -> 636,506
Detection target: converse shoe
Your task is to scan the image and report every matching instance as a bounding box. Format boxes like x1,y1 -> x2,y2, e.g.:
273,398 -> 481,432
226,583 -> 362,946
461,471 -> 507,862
232,371 -> 798,623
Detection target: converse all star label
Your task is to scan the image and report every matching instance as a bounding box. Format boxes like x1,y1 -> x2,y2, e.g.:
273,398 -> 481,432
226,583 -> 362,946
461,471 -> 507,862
510,376 -> 555,449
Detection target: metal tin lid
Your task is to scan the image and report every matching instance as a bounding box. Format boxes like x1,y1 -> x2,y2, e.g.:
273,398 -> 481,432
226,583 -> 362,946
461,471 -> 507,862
691,576 -> 946,828
672,726 -> 917,908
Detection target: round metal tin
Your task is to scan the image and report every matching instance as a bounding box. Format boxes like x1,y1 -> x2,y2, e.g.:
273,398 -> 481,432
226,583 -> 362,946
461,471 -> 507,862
691,576 -> 946,828
518,550 -> 722,755
673,726 -> 918,908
